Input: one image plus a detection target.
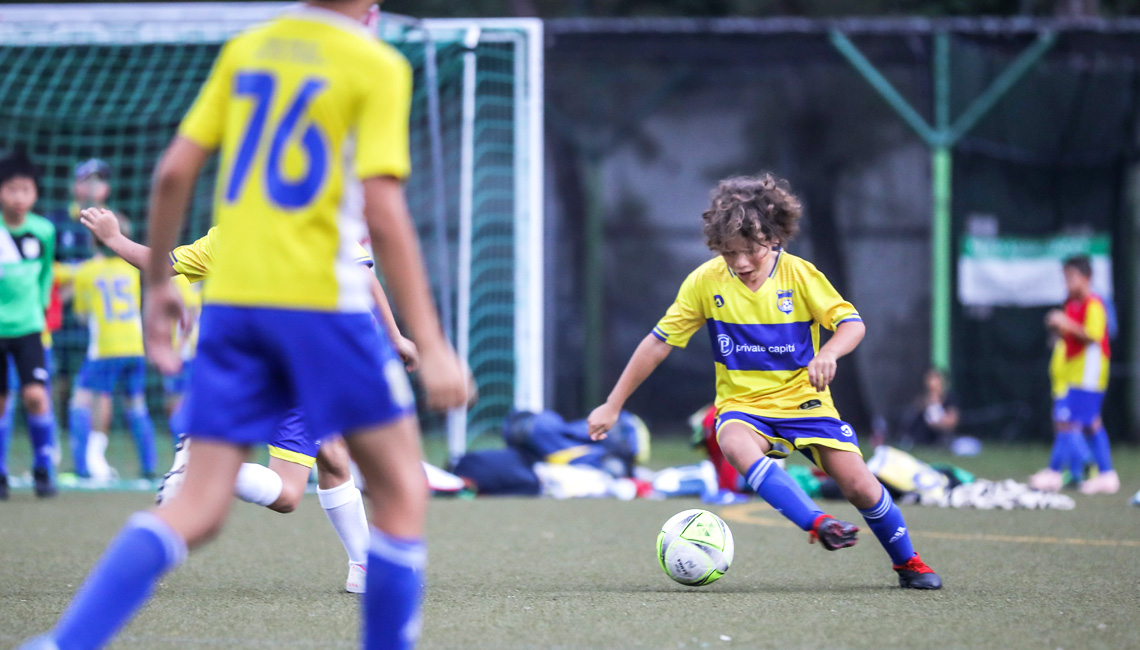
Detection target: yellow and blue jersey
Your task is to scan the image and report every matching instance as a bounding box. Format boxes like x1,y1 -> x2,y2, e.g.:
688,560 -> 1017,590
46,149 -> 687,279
177,5 -> 410,313
653,250 -> 861,421
72,256 -> 144,359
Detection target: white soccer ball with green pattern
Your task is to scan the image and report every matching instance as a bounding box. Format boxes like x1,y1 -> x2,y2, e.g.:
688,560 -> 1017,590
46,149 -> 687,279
657,509 -> 734,586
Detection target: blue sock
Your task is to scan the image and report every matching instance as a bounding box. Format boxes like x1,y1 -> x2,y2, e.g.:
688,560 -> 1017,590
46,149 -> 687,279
69,405 -> 92,477
169,405 -> 187,445
365,528 -> 425,650
27,411 -> 56,472
1088,427 -> 1114,472
50,511 -> 187,650
1046,434 -> 1066,472
127,406 -> 157,476
859,486 -> 916,566
0,401 -> 11,478
745,457 -> 824,531
1060,432 -> 1085,482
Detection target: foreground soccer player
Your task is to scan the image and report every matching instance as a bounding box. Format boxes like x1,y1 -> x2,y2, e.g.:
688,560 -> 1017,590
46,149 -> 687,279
81,207 -> 415,594
588,173 -> 941,590
19,1 -> 468,648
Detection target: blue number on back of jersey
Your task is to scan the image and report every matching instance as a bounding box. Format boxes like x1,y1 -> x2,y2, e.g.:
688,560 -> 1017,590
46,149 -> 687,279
95,277 -> 137,321
227,71 -> 329,209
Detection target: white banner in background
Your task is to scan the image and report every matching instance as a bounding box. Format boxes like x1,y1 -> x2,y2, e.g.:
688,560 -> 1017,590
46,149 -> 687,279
958,234 -> 1113,307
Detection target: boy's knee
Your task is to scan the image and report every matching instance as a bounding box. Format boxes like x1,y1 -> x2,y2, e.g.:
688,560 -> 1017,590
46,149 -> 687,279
21,384 -> 49,414
127,394 -> 149,416
70,389 -> 94,410
268,483 -> 305,514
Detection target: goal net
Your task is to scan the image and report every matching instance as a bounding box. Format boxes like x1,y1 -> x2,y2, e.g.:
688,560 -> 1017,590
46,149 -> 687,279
0,3 -> 543,461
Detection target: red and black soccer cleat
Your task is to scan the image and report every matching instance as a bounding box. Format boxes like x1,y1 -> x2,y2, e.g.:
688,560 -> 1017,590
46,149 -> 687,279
808,514 -> 859,550
893,553 -> 943,590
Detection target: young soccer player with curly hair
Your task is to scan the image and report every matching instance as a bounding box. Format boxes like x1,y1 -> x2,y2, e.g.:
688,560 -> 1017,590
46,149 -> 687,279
588,172 -> 941,590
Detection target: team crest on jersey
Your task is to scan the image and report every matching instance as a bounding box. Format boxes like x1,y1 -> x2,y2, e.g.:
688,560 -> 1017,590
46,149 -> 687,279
714,294 -> 724,308
19,235 -> 41,260
777,289 -> 794,314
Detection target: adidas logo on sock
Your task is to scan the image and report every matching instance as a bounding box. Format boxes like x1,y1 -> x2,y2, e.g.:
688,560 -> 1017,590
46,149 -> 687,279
889,527 -> 907,544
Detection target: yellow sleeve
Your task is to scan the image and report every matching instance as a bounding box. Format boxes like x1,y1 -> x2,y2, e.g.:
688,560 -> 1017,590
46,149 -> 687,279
72,264 -> 92,317
802,263 -> 861,331
1048,340 -> 1067,398
177,43 -> 232,150
52,261 -> 78,286
353,242 -> 374,268
170,228 -> 217,283
1084,299 -> 1107,343
652,270 -> 706,349
354,51 -> 412,180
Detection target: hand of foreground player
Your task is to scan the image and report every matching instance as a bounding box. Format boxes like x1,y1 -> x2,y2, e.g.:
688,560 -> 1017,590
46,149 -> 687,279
79,207 -> 121,244
144,281 -> 185,375
417,344 -> 469,410
807,351 -> 838,392
587,402 -> 621,441
394,335 -> 420,371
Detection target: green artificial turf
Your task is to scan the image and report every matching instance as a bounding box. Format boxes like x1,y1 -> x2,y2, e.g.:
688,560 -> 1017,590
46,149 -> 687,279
1,434 -> 1138,649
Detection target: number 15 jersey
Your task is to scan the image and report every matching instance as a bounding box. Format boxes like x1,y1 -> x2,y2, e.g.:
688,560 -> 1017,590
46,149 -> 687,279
178,5 -> 411,313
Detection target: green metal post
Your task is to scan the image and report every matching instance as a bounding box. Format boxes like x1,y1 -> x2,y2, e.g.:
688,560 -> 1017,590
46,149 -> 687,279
831,29 -> 1056,373
931,33 -> 952,372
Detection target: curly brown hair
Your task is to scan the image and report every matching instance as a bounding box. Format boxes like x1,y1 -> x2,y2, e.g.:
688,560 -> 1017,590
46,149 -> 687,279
701,173 -> 802,252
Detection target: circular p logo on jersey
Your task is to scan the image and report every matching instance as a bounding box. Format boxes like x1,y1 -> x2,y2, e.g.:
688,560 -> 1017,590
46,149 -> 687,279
717,334 -> 734,356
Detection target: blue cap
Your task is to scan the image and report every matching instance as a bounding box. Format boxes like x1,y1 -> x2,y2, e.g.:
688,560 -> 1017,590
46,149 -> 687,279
74,158 -> 110,180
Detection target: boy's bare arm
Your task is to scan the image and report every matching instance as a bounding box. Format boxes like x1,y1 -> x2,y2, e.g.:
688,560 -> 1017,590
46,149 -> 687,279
363,176 -> 465,409
365,269 -> 420,371
144,136 -> 210,374
809,320 -> 866,392
80,207 -> 175,276
588,334 -> 673,439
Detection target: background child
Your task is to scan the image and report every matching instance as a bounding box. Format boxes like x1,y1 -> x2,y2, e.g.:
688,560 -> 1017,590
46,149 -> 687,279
0,151 -> 58,499
68,214 -> 156,480
1042,255 -> 1119,495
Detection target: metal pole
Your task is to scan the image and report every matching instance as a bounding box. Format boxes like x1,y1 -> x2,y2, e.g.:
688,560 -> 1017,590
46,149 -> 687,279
931,33 -> 952,372
448,26 -> 481,465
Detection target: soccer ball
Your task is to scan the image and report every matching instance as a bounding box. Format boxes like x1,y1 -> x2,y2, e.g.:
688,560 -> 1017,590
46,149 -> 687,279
657,509 -> 734,586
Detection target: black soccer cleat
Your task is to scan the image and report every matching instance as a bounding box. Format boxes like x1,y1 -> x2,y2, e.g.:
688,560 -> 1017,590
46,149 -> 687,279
33,468 -> 57,498
894,553 -> 942,590
809,514 -> 859,550
0,473 -> 8,501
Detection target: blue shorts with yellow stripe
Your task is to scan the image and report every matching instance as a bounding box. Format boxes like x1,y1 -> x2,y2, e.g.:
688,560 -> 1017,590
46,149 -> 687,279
715,411 -> 861,466
267,407 -> 320,468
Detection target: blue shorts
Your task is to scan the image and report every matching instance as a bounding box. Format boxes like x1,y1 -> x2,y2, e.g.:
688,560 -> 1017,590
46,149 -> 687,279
162,360 -> 194,395
183,306 -> 415,448
267,407 -> 321,468
716,411 -> 862,466
76,357 -> 147,396
1057,389 -> 1104,427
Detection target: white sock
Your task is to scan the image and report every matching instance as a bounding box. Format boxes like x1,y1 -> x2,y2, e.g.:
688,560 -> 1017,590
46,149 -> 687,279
234,462 -> 284,507
318,477 -> 370,566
